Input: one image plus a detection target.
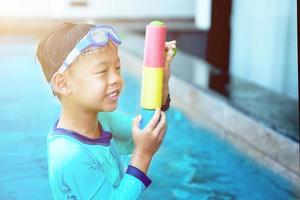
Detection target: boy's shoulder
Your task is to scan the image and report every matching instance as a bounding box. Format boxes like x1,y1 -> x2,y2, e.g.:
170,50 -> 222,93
47,133 -> 86,161
47,134 -> 105,171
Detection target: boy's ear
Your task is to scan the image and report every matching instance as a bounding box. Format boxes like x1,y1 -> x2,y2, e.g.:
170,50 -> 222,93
51,72 -> 72,96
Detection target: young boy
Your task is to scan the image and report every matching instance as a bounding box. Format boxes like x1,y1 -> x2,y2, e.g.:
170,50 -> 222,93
36,22 -> 176,199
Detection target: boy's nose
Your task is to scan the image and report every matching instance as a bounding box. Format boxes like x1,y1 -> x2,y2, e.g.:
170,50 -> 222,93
109,70 -> 121,85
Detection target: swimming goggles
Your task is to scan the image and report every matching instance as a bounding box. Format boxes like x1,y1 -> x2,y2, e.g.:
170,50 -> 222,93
56,25 -> 122,74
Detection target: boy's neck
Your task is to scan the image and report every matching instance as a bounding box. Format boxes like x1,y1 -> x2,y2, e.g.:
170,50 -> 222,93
57,106 -> 102,139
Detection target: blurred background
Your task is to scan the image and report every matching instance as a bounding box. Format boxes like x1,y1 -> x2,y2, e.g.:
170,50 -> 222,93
0,0 -> 297,99
0,0 -> 298,199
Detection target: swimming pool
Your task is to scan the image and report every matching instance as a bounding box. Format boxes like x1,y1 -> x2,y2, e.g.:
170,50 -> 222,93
0,35 -> 298,199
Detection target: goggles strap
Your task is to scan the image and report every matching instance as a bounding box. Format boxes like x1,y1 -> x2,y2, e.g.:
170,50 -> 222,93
57,48 -> 81,74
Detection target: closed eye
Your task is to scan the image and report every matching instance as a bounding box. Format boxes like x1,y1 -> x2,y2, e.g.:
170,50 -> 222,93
96,70 -> 107,74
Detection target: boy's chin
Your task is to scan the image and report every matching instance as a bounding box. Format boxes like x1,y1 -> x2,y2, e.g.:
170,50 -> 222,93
100,103 -> 118,112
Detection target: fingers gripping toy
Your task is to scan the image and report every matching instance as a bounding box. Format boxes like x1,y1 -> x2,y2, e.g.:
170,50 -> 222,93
140,20 -> 167,129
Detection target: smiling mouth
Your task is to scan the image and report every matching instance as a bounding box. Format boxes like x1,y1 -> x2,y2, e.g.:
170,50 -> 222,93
106,90 -> 120,101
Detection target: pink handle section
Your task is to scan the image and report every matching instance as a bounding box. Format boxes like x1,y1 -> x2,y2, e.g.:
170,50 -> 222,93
143,24 -> 167,68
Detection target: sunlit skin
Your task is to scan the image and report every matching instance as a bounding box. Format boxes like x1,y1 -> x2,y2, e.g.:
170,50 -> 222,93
51,40 -> 176,140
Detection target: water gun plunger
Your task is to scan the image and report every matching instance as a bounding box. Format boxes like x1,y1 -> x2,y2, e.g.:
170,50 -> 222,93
140,21 -> 167,129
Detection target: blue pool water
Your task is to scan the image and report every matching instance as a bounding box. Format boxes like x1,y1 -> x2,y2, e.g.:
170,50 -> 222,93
0,36 -> 298,199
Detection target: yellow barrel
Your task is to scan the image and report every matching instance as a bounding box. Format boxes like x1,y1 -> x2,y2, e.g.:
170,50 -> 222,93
140,67 -> 164,109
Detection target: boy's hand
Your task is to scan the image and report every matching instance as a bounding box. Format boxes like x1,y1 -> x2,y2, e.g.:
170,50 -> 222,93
130,108 -> 167,173
162,40 -> 176,104
163,40 -> 176,83
132,108 -> 166,157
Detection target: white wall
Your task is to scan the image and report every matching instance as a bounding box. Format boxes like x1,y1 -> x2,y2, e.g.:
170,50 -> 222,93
230,0 -> 298,100
0,0 -> 195,19
194,0 -> 211,31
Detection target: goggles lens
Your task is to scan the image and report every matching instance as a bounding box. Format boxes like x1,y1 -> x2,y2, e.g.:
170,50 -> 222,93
90,25 -> 121,45
91,30 -> 106,43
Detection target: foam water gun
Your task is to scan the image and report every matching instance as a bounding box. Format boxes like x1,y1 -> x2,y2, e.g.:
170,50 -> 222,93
140,20 -> 169,129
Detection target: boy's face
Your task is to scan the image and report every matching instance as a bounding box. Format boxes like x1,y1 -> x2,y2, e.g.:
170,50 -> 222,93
65,42 -> 123,112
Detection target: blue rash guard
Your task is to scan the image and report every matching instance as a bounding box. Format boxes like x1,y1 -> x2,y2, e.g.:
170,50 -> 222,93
47,111 -> 150,200
47,95 -> 170,199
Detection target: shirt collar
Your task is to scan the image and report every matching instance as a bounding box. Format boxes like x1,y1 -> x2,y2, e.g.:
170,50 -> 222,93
51,120 -> 112,146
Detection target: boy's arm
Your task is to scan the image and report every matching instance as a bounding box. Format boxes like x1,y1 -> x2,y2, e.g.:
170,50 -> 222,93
99,111 -> 135,155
